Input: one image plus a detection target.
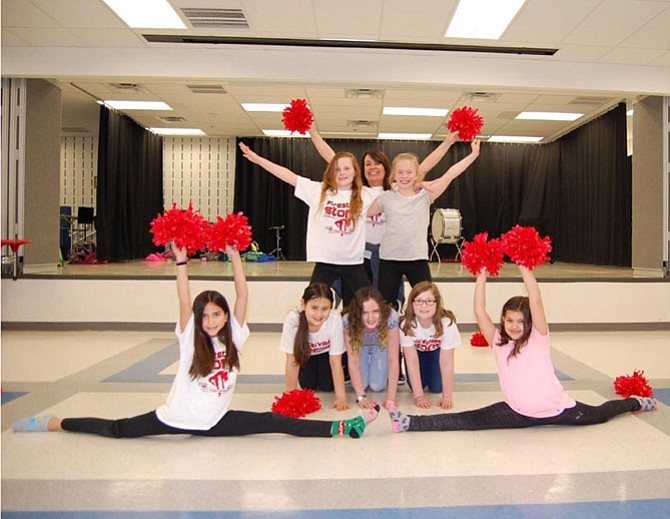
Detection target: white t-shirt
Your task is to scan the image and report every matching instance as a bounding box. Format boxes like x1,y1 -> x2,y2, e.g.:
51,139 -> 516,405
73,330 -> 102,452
155,313 -> 250,430
399,316 -> 461,352
365,185 -> 386,246
280,309 -> 345,357
376,188 -> 431,260
294,177 -> 377,264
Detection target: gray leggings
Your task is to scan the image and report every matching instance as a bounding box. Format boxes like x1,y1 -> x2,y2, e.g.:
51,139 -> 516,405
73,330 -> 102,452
407,398 -> 640,431
62,410 -> 333,438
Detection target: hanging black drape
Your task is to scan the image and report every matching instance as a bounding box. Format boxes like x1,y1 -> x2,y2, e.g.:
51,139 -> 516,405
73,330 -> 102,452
234,104 -> 630,266
96,106 -> 163,261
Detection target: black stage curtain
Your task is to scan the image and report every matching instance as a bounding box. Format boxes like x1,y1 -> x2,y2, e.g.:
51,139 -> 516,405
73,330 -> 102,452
96,106 -> 164,261
234,104 -> 630,266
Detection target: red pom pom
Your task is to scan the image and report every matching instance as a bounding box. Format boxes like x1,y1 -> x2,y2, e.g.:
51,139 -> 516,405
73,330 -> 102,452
271,389 -> 322,418
282,99 -> 314,135
614,370 -> 653,398
149,202 -> 208,255
501,225 -> 552,269
205,212 -> 253,252
447,106 -> 484,141
470,332 -> 489,347
460,232 -> 505,277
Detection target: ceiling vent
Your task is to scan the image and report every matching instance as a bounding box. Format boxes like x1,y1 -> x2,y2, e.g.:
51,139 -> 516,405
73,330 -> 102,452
345,88 -> 383,99
464,92 -> 499,103
62,127 -> 92,134
108,83 -> 146,93
570,96 -> 611,105
157,116 -> 189,123
187,84 -> 228,94
347,120 -> 377,130
181,8 -> 249,29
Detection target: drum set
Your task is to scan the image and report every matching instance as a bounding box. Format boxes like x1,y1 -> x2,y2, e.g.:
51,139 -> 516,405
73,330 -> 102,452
429,208 -> 463,263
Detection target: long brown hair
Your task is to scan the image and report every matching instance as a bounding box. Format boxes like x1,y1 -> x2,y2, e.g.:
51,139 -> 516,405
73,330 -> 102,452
496,296 -> 532,359
344,286 -> 390,355
319,152 -> 364,229
189,290 -> 239,379
293,283 -> 334,367
401,281 -> 455,337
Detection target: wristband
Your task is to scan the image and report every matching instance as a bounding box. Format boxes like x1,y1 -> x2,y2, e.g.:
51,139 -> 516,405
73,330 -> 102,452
356,394 -> 367,403
176,260 -> 188,266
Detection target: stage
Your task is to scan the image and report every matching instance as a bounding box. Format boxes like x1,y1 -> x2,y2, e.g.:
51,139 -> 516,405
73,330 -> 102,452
2,259 -> 669,329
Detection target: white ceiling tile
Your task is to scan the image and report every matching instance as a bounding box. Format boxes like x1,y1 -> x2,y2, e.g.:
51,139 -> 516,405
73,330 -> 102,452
380,0 -> 457,42
9,27 -> 86,46
502,0 -> 600,43
313,0 -> 383,38
562,0 -> 668,46
600,46 -> 667,64
1,0 -> 61,28
30,0 -> 127,29
1,29 -> 31,46
69,29 -> 145,48
650,50 -> 670,66
240,0 -> 317,35
621,8 -> 670,49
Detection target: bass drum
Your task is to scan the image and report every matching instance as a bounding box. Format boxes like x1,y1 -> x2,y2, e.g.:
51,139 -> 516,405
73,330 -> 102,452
431,208 -> 462,242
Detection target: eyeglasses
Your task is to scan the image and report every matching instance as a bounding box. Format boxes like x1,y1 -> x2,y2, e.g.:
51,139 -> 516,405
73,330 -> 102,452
413,298 -> 436,306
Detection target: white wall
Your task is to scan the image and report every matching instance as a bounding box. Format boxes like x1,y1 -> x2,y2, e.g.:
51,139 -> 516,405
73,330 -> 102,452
2,278 -> 669,327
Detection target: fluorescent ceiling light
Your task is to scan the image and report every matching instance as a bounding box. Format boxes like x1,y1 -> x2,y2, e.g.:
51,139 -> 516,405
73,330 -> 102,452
383,107 -> 449,117
105,101 -> 172,111
378,133 -> 433,140
445,0 -> 526,39
262,130 -> 310,138
102,0 -> 186,29
149,128 -> 205,136
516,111 -> 583,121
488,135 -> 542,143
242,103 -> 289,112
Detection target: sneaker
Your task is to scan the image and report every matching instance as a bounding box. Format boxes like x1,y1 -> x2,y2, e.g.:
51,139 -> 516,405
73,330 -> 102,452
398,372 -> 406,385
12,415 -> 55,432
632,396 -> 658,412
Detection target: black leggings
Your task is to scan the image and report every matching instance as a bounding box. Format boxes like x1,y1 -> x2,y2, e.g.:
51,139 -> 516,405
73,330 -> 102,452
407,398 -> 640,431
310,262 -> 370,308
61,410 -> 333,438
378,259 -> 431,308
299,353 -> 335,392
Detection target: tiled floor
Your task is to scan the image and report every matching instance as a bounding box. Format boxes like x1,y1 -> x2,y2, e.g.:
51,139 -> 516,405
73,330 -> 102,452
2,325 -> 669,518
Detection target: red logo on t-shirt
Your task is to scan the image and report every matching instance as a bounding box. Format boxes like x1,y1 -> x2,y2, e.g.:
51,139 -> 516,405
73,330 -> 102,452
415,338 -> 441,352
324,201 -> 351,235
205,350 -> 232,394
310,340 -> 331,354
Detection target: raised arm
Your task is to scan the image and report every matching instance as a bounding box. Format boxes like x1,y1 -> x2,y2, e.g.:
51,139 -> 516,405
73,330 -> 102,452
519,265 -> 548,335
422,140 -> 481,202
171,243 -> 192,333
309,125 -> 336,163
226,245 -> 248,326
418,131 -> 459,180
474,270 -> 497,347
238,142 -> 299,186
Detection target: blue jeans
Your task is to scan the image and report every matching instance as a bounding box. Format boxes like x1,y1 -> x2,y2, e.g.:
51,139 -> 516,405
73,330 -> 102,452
358,345 -> 388,392
406,348 -> 442,393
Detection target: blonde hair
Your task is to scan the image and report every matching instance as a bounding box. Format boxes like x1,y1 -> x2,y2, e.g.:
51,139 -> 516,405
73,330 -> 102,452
391,153 -> 420,184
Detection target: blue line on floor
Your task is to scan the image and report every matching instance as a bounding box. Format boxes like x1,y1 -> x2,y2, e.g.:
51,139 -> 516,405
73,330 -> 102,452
2,391 -> 27,405
4,499 -> 670,518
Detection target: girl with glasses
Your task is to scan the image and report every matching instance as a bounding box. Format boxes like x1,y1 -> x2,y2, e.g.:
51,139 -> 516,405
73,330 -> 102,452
400,281 -> 461,410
